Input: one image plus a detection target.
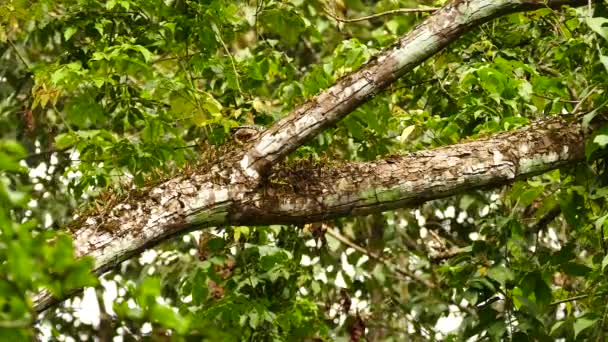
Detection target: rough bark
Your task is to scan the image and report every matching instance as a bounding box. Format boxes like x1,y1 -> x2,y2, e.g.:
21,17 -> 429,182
34,0 -> 589,312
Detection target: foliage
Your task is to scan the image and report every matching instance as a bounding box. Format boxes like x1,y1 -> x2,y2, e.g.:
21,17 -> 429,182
3,0 -> 608,340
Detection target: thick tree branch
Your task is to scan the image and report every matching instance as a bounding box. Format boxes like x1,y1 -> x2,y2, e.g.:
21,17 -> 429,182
35,116 -> 586,312
238,0 -> 587,181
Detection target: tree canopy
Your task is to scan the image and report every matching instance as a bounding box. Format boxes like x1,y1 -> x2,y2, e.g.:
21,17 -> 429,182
2,0 -> 608,340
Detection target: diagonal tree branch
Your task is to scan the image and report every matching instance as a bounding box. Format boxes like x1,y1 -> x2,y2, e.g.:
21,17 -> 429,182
237,0 -> 587,181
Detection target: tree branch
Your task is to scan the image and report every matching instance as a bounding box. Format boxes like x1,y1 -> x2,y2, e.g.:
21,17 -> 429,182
551,290 -> 608,306
237,0 -> 587,181
35,116 -> 586,312
325,227 -> 434,288
530,204 -> 562,233
323,7 -> 439,23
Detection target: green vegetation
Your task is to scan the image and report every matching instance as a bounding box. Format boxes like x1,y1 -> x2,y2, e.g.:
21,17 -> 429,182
3,0 -> 608,340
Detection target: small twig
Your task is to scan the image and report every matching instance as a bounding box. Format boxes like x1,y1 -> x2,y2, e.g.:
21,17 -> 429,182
540,9 -> 564,37
325,228 -> 435,288
323,6 -> 438,24
572,84 -> 599,114
390,77 -> 438,92
172,144 -> 200,151
551,290 -> 608,306
50,105 -> 74,135
7,39 -> 30,69
529,205 -> 561,233
152,53 -> 197,64
536,64 -> 578,100
95,288 -> 113,342
21,147 -> 69,161
600,295 -> 608,340
429,248 -> 467,262
551,293 -> 591,306
213,23 -> 242,94
533,93 -> 580,104
0,319 -> 31,329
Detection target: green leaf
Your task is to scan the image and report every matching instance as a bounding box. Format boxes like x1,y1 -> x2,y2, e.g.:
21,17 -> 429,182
0,140 -> 26,158
65,94 -> 105,128
561,262 -> 592,277
150,304 -> 189,333
586,17 -> 608,41
248,311 -> 259,329
260,7 -> 306,45
487,266 -> 514,286
106,0 -> 117,10
550,320 -> 567,335
399,125 -> 416,143
191,269 -> 208,304
49,234 -> 77,272
582,100 -> 608,129
602,254 -> 608,272
64,258 -> 98,289
573,316 -> 598,339
326,233 -> 340,251
6,241 -> 34,288
599,55 -> 608,74
54,133 -> 78,149
0,152 -> 23,172
593,134 -> 608,147
517,81 -> 533,101
132,45 -> 152,63
207,237 -> 225,251
560,191 -> 584,227
138,277 -> 161,309
518,187 -> 544,207
64,27 -> 77,41
343,116 -> 366,140
372,264 -> 386,283
200,91 -> 223,116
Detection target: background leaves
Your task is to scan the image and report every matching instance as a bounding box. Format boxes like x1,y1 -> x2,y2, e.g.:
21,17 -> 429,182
3,0 -> 608,340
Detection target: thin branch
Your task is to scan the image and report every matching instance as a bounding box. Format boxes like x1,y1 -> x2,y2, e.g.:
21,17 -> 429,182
533,93 -> 580,104
7,39 -> 30,69
323,6 -> 439,23
550,290 -> 608,306
213,24 -> 242,95
325,228 -> 435,288
21,147 -> 69,161
529,205 -> 561,233
152,53 -> 197,64
537,64 -> 579,100
429,248 -> 468,262
600,294 -> 608,340
49,101 -> 74,133
0,319 -> 31,329
95,288 -> 113,341
572,84 -> 599,114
